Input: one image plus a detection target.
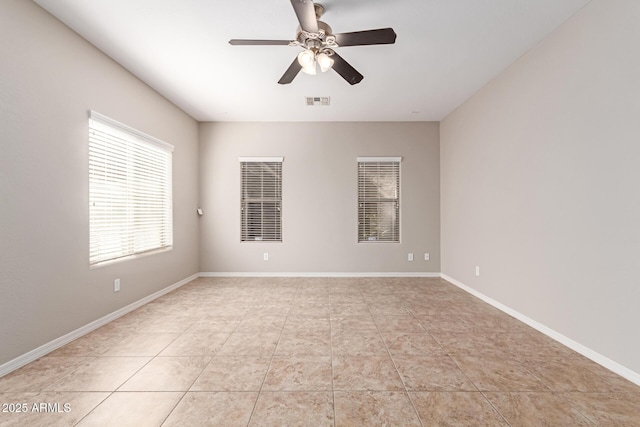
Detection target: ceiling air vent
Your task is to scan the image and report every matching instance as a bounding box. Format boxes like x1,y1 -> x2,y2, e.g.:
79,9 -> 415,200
306,97 -> 330,106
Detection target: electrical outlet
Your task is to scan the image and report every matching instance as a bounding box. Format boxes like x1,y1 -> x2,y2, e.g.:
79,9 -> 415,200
263,253 -> 269,261
114,278 -> 120,292
424,252 -> 430,261
408,253 -> 414,261
475,266 -> 480,277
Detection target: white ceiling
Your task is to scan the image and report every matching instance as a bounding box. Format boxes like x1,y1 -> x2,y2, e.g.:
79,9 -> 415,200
34,0 -> 590,122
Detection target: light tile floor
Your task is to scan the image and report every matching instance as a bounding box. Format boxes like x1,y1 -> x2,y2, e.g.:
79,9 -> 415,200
1,277 -> 639,426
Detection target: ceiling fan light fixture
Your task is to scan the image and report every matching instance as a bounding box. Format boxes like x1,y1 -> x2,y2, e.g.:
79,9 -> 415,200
297,49 -> 317,75
301,61 -> 317,75
317,51 -> 334,72
297,49 -> 315,66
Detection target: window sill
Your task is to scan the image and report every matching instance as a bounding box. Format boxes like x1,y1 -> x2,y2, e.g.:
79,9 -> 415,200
89,246 -> 173,270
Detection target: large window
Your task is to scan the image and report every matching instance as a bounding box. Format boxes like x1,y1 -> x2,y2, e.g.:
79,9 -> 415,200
357,157 -> 401,242
240,157 -> 283,242
89,111 -> 173,266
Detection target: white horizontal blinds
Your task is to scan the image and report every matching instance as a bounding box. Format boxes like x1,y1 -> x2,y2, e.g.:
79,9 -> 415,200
240,158 -> 283,242
89,111 -> 173,265
357,158 -> 401,243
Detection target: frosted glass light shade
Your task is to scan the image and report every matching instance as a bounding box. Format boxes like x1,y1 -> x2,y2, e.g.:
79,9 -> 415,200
317,52 -> 334,72
297,50 -> 317,75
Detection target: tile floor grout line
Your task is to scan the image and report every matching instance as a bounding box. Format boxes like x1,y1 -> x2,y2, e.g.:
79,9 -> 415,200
477,389 -> 514,427
71,390 -> 114,426
75,310 -> 212,425
328,285 -> 343,427
425,326 -> 484,395
368,284 -> 426,427
157,391 -> 188,427
244,283 -> 294,427
156,285 -> 255,426
111,354 -> 160,394
401,310 -> 432,427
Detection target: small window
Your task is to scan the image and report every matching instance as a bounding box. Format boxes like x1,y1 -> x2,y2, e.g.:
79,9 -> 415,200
240,157 -> 283,242
89,111 -> 173,266
357,157 -> 401,242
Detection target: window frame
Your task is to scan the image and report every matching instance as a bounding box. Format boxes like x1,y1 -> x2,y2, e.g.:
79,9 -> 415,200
357,156 -> 401,243
239,157 -> 283,242
88,110 -> 174,267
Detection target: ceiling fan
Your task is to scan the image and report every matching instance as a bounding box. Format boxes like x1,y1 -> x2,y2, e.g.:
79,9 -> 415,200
229,0 -> 397,85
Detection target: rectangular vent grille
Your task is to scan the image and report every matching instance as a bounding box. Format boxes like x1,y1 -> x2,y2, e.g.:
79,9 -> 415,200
306,97 -> 330,106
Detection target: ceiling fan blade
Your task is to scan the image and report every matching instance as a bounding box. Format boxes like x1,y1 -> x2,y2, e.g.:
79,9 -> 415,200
290,0 -> 318,33
278,58 -> 302,84
334,28 -> 397,47
331,52 -> 363,85
229,39 -> 291,46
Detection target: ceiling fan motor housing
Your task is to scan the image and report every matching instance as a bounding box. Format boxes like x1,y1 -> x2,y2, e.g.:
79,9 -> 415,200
314,3 -> 326,19
296,20 -> 337,52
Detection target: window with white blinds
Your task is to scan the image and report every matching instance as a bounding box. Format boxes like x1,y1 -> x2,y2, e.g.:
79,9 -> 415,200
89,111 -> 174,266
357,157 -> 401,243
240,157 -> 283,242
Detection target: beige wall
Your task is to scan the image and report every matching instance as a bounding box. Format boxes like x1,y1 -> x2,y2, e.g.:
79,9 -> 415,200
441,0 -> 640,374
199,122 -> 440,274
0,0 -> 199,366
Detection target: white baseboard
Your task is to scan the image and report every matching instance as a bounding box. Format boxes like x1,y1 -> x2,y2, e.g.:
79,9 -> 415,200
441,273 -> 640,387
0,273 -> 199,378
199,272 -> 442,278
